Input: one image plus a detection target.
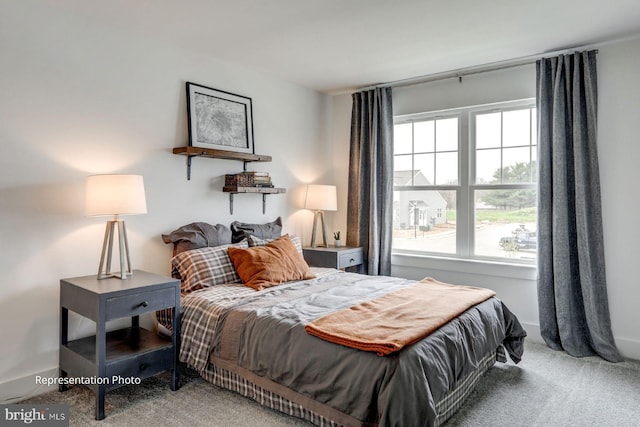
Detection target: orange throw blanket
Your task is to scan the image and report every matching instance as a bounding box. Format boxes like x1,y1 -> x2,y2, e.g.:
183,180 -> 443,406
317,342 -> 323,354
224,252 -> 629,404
304,278 -> 496,356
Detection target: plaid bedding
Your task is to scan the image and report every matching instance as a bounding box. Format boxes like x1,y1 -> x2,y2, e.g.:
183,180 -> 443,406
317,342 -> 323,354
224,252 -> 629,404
180,268 -> 338,372
172,240 -> 249,294
200,362 -> 343,427
158,236 -> 304,331
180,283 -> 253,370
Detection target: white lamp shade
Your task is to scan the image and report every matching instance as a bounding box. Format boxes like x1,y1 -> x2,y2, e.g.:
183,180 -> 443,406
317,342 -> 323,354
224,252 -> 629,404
304,184 -> 337,211
85,174 -> 147,217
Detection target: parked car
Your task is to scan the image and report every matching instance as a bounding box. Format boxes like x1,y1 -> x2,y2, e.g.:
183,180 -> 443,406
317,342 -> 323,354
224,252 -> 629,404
499,231 -> 537,250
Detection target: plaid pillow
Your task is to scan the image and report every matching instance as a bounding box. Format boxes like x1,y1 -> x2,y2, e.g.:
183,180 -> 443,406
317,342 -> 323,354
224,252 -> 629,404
172,240 -> 249,295
248,234 -> 303,254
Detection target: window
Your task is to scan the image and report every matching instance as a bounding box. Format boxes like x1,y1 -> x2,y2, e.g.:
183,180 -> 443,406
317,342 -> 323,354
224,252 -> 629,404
393,100 -> 537,262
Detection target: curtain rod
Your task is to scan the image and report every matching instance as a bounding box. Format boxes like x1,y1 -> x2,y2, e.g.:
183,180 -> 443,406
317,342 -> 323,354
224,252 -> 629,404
357,46 -> 600,91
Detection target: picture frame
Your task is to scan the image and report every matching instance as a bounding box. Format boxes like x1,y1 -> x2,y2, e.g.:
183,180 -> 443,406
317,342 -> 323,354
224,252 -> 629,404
186,82 -> 254,154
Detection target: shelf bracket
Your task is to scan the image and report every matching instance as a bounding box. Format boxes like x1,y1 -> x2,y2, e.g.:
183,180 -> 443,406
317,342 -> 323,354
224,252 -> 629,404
186,155 -> 194,180
227,192 -> 269,215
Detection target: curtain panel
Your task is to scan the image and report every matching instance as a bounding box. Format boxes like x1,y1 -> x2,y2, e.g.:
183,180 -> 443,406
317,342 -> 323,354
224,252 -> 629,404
536,50 -> 622,362
347,87 -> 394,276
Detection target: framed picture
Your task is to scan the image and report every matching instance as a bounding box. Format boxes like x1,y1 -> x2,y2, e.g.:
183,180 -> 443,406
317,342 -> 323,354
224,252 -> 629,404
186,82 -> 254,154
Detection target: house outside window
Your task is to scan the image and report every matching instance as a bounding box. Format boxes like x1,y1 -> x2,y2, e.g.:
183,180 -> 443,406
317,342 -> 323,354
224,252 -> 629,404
392,99 -> 537,262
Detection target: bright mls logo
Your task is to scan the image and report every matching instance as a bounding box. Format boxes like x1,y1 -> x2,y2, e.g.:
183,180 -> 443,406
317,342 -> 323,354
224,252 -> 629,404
1,405 -> 68,426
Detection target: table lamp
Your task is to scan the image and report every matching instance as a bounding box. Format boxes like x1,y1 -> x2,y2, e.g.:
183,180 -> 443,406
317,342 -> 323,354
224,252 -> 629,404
85,174 -> 147,279
304,184 -> 337,248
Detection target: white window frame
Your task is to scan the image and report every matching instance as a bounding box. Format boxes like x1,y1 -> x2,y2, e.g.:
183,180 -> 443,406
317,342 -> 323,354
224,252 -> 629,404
392,98 -> 537,265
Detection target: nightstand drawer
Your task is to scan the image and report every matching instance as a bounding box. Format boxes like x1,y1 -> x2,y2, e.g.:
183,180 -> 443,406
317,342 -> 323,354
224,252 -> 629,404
107,346 -> 174,382
303,246 -> 364,273
106,288 -> 175,320
338,250 -> 364,269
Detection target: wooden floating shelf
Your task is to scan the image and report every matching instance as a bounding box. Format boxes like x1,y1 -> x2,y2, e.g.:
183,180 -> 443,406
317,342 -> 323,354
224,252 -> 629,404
173,146 -> 272,180
173,146 -> 271,162
223,186 -> 286,194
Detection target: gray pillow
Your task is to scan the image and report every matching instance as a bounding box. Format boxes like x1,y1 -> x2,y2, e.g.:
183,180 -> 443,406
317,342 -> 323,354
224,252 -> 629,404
162,222 -> 232,256
230,217 -> 282,243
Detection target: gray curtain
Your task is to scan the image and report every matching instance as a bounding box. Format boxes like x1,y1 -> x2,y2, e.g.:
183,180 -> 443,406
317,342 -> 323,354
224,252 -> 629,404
537,51 -> 622,362
347,87 -> 394,276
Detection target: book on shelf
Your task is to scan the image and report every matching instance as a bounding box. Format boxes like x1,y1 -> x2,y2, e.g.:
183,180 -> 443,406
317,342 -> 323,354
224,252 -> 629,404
253,176 -> 272,183
224,172 -> 272,187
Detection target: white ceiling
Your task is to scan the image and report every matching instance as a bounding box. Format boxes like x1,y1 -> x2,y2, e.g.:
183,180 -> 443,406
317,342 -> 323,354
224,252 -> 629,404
47,0 -> 640,93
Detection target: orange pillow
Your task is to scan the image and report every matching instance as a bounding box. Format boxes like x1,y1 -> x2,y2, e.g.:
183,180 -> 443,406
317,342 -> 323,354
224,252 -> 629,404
227,234 -> 315,291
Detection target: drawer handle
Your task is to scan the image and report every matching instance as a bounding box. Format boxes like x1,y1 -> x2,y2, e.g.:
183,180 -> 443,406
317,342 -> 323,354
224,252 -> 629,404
139,301 -> 149,308
139,363 -> 147,371
349,258 -> 355,263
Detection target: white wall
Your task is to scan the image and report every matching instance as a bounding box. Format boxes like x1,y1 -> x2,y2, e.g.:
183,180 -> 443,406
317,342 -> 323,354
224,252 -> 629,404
597,37 -> 640,359
329,37 -> 640,360
0,2 -> 329,400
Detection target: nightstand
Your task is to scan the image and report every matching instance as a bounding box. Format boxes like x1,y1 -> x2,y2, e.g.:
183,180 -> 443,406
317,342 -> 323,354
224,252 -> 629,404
59,270 -> 180,420
303,246 -> 365,273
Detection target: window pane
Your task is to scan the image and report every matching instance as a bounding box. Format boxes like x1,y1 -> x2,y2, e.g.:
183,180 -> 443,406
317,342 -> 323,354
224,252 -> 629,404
393,190 -> 456,255
476,112 -> 501,149
502,147 -> 532,183
531,148 -> 538,182
394,123 -> 413,154
414,154 -> 435,184
475,149 -> 501,184
394,154 -> 412,176
503,109 -> 531,147
414,120 -> 434,153
474,189 -> 537,261
435,152 -> 458,185
435,118 -> 458,152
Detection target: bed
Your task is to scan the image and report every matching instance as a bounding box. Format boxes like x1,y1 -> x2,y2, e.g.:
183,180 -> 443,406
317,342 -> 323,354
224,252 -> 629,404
159,221 -> 526,427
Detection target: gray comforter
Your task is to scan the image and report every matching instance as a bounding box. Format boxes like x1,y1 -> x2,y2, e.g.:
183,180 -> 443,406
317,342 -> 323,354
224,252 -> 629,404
181,268 -> 526,426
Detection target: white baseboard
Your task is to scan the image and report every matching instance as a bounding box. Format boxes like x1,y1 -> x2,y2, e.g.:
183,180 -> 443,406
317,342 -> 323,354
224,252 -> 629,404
0,367 -> 58,404
615,337 -> 640,361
